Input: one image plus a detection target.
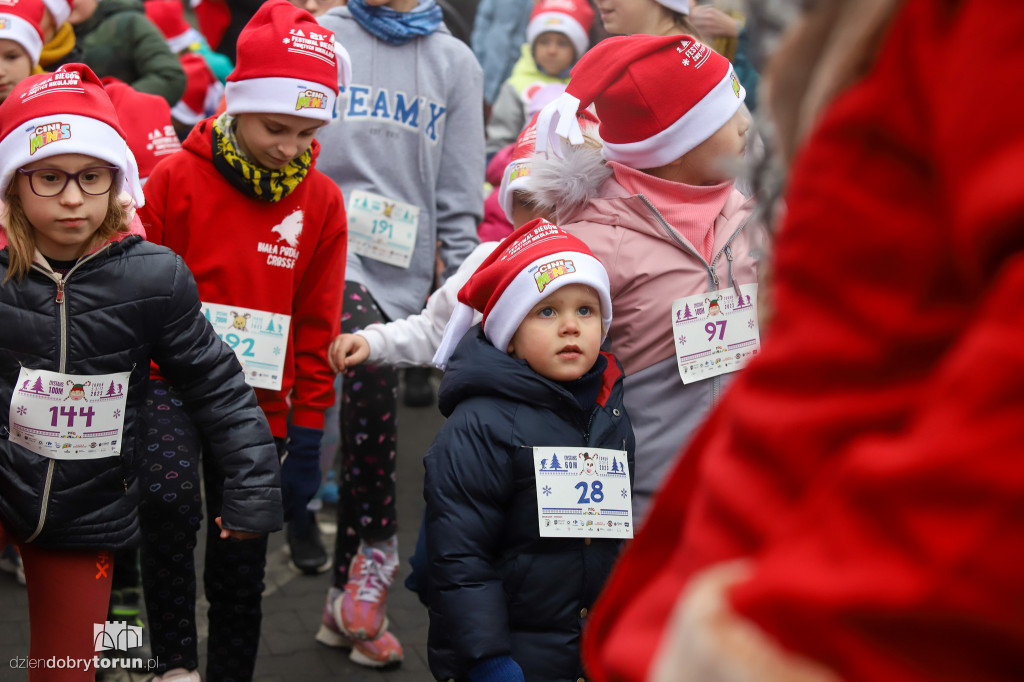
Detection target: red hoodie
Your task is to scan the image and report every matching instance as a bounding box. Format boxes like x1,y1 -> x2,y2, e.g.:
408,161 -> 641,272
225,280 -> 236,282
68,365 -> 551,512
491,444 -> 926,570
140,116 -> 347,437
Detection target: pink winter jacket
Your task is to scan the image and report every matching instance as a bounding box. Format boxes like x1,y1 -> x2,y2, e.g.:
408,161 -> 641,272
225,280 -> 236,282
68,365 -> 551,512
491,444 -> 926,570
561,177 -> 762,377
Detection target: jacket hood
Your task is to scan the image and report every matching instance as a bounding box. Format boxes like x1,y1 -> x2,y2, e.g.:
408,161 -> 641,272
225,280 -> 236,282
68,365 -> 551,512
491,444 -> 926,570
183,115 -> 322,167
438,325 -> 622,419
529,138 -> 612,223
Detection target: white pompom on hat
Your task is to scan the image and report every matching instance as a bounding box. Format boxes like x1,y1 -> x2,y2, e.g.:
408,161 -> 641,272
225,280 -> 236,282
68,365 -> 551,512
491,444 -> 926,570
40,0 -> 70,27
536,34 -> 745,169
433,219 -> 613,370
0,0 -> 45,66
225,0 -> 352,123
0,64 -> 144,206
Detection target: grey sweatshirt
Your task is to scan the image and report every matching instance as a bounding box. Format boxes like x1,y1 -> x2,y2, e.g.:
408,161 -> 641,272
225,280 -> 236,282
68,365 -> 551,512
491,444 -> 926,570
316,7 -> 484,321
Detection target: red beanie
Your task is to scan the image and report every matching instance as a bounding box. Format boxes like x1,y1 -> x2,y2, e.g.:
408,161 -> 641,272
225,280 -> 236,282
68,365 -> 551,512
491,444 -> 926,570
0,64 -> 144,205
225,0 -> 352,122
537,34 -> 745,169
145,0 -> 203,53
172,52 -> 222,125
433,219 -> 612,369
527,0 -> 594,60
103,79 -> 181,182
0,0 -> 45,66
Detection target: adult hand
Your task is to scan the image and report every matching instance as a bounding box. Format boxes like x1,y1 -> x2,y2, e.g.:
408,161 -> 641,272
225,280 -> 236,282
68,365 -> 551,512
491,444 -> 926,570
328,333 -> 371,372
691,5 -> 740,39
280,424 -> 323,522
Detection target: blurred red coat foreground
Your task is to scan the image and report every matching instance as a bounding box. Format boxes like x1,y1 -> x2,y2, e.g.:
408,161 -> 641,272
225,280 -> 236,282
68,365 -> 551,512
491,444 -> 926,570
582,0 -> 1024,680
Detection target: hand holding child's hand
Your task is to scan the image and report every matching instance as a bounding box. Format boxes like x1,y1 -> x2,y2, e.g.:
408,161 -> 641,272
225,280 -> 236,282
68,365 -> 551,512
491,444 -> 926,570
328,334 -> 370,372
214,516 -> 262,541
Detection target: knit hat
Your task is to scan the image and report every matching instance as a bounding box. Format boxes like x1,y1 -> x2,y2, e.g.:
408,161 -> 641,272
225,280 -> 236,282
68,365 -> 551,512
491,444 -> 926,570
655,0 -> 690,14
103,79 -> 181,182
225,0 -> 352,122
536,34 -> 744,169
145,0 -> 204,53
172,52 -> 222,125
0,0 -> 45,66
433,219 -> 612,369
497,106 -> 598,223
0,63 -> 144,205
40,0 -> 70,27
526,0 -> 594,60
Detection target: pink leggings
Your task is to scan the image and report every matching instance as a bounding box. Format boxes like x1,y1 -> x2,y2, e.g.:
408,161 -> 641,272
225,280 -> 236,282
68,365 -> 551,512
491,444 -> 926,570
1,523 -> 113,681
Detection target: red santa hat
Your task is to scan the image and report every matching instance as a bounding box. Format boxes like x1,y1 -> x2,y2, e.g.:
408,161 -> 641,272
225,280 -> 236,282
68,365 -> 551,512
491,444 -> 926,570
40,0 -> 70,28
655,0 -> 690,14
172,52 -> 223,125
145,0 -> 204,53
433,219 -> 612,369
498,106 -> 598,223
225,0 -> 352,123
526,0 -> 594,60
0,0 -> 45,66
103,79 -> 181,183
536,34 -> 744,169
0,63 -> 144,205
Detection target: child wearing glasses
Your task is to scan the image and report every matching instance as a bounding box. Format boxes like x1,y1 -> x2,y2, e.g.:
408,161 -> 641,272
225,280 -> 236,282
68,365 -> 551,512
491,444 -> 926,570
0,63 -> 280,682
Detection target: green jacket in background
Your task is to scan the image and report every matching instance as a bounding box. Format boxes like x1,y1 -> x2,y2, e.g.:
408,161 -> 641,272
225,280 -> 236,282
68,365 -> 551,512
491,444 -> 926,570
73,0 -> 186,105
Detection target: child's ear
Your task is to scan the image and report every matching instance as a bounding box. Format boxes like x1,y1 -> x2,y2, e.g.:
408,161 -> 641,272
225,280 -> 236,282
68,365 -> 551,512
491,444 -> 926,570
506,340 -> 516,357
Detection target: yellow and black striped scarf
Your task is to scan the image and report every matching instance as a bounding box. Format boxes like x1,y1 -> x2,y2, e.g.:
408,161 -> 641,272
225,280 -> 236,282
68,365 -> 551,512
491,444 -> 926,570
211,114 -> 311,203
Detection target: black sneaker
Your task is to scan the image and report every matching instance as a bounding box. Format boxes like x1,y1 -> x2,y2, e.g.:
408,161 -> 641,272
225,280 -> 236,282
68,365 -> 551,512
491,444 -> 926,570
287,513 -> 331,575
402,367 -> 435,407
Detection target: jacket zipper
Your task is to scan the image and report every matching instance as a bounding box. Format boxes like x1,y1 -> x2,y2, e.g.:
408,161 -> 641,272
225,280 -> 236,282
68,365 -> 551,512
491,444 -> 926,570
24,249 -> 107,542
637,196 -> 755,407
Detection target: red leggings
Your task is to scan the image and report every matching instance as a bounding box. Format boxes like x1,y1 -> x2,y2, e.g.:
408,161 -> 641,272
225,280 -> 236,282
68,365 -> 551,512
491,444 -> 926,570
1,523 -> 113,681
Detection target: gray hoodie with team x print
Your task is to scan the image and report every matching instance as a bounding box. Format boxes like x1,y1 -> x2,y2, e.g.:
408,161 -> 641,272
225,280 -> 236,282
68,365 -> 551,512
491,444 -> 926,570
316,5 -> 484,322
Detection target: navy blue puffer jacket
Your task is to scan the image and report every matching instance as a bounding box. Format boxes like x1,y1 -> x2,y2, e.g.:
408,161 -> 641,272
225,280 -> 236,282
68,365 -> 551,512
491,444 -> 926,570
0,236 -> 281,548
425,327 -> 635,682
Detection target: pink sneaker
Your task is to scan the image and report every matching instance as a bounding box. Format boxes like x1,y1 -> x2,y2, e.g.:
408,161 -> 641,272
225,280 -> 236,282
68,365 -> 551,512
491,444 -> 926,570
315,587 -> 403,668
338,545 -> 398,640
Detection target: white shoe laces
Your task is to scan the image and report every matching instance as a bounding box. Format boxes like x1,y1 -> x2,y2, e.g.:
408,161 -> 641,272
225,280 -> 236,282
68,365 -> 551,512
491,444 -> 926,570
354,549 -> 395,602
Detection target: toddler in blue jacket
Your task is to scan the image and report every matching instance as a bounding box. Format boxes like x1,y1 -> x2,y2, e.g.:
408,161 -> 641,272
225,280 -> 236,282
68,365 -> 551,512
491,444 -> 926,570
425,219 -> 636,682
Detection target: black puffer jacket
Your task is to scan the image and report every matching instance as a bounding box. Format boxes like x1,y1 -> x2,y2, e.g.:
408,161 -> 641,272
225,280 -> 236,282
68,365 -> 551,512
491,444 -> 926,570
425,327 -> 635,682
0,236 -> 281,549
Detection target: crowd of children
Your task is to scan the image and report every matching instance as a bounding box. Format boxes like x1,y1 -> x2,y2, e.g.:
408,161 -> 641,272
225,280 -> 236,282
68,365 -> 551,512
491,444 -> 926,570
6,1 -> 1015,682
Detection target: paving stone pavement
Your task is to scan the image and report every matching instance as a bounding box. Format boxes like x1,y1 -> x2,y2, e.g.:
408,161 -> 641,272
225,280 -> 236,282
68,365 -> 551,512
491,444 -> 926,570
0,386 -> 446,682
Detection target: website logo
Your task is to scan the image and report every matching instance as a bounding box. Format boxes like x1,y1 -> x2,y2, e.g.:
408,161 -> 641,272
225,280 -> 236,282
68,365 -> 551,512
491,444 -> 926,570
93,621 -> 142,652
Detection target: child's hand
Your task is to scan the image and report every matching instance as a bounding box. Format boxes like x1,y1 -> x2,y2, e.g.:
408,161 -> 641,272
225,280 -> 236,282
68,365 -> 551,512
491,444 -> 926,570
214,517 -> 262,541
328,334 -> 370,372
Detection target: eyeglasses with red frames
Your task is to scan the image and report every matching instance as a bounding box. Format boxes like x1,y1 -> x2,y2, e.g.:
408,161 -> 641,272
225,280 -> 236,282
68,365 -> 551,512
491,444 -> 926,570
16,166 -> 119,198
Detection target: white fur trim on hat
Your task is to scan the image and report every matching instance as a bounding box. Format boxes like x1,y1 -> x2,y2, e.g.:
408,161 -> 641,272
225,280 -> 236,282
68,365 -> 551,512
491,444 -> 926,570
602,66 -> 745,168
484,249 -> 612,359
655,0 -> 690,15
498,159 -> 532,224
165,26 -> 204,54
0,113 -> 143,206
527,11 -> 589,60
0,12 -> 43,66
40,0 -> 70,26
225,76 -> 338,122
